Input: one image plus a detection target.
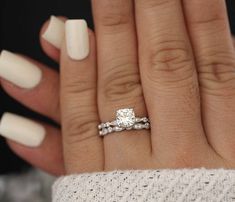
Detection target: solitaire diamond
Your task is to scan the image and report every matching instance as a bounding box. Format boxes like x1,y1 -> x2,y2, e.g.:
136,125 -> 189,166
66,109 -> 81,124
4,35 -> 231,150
116,108 -> 136,128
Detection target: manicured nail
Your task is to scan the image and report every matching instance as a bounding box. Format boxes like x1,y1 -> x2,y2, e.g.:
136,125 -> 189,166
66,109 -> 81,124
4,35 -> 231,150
42,16 -> 65,49
65,19 -> 89,60
0,50 -> 42,89
0,113 -> 46,147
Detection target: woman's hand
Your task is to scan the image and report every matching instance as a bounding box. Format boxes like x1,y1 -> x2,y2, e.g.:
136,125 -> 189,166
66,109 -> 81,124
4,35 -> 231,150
59,0 -> 235,174
0,18 -> 65,175
1,0 -> 235,176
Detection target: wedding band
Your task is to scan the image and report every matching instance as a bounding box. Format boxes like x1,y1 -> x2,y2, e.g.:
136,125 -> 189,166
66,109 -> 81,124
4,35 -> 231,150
98,108 -> 150,136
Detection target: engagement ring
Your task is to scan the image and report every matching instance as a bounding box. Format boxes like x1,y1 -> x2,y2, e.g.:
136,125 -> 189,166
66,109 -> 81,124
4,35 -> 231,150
98,108 -> 150,136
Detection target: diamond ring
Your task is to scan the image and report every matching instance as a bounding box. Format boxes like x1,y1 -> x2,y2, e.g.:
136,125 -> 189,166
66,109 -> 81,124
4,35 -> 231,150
98,108 -> 150,136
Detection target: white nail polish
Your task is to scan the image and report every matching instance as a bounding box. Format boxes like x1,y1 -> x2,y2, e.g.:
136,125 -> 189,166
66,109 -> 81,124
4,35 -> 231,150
0,113 -> 46,147
0,50 -> 42,89
42,16 -> 65,49
65,19 -> 89,60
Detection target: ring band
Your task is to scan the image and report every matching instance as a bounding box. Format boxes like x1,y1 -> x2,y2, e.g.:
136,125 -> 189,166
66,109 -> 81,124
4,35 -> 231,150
98,108 -> 150,136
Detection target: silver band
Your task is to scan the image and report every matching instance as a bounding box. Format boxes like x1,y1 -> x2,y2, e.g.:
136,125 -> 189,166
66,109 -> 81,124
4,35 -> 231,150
98,108 -> 150,136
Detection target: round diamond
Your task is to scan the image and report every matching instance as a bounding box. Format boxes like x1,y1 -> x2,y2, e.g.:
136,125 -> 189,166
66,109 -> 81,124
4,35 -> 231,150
107,127 -> 113,133
99,131 -> 103,135
142,117 -> 148,123
102,129 -> 108,135
116,108 -> 136,128
145,123 -> 150,129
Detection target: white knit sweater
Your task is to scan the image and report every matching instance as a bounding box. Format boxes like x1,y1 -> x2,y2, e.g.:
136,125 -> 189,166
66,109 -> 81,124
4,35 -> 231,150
52,168 -> 235,202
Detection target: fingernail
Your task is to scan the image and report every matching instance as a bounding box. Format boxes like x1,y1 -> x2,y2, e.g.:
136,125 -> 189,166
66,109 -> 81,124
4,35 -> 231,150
0,113 -> 46,147
65,19 -> 89,60
0,50 -> 42,89
42,15 -> 65,49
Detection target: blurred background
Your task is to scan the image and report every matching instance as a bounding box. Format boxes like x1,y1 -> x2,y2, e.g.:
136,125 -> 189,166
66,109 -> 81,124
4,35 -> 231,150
0,0 -> 234,201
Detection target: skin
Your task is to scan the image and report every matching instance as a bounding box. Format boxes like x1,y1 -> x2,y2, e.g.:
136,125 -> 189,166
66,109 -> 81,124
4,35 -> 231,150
2,0 -> 235,175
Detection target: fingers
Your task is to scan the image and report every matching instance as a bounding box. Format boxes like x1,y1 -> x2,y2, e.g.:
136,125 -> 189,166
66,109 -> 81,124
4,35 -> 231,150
0,16 -> 65,175
0,112 -> 64,175
184,0 -> 235,160
8,126 -> 64,176
135,0 -> 207,157
40,16 -> 65,62
60,20 -> 103,174
0,50 -> 60,123
92,0 -> 151,170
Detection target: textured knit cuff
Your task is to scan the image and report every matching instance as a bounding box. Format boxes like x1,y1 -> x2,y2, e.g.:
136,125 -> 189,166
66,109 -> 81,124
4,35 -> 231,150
52,168 -> 235,202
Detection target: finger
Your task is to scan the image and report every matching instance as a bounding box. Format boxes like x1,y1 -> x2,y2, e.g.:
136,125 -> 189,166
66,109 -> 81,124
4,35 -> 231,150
92,0 -> 151,170
0,50 -> 60,123
40,16 -> 65,62
40,16 -> 95,63
8,126 -> 64,176
0,112 -> 64,175
135,0 -> 208,158
184,0 -> 235,160
61,20 -> 103,174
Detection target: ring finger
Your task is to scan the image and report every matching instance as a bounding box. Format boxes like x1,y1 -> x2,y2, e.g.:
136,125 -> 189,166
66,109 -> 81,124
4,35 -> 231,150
92,0 -> 152,170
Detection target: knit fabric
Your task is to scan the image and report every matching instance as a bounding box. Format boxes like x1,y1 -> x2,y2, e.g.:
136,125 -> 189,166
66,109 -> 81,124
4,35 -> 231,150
53,168 -> 235,202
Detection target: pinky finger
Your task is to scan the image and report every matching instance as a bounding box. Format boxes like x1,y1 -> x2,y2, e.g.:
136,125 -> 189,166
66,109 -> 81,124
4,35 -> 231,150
0,112 -> 64,176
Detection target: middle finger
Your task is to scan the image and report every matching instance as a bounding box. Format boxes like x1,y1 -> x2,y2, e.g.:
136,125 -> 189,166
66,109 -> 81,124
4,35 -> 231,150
135,0 -> 208,161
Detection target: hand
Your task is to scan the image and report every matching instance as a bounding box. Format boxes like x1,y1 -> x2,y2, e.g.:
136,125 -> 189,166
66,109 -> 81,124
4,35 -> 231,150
1,0 -> 235,176
59,0 -> 235,174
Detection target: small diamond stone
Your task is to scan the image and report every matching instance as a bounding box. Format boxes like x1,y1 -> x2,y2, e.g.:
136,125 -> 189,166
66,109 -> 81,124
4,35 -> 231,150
134,124 -> 142,130
142,117 -> 148,123
116,108 -> 136,128
102,129 -> 108,135
145,123 -> 150,129
104,122 -> 111,128
107,127 -> 113,133
114,126 -> 123,132
135,117 -> 141,122
99,131 -> 103,135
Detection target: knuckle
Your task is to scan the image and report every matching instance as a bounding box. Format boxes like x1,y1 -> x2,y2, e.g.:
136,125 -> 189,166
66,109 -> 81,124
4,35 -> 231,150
146,40 -> 194,84
139,0 -> 173,10
189,2 -> 227,30
63,78 -> 95,96
64,113 -> 98,144
98,0 -> 132,29
198,52 -> 235,93
192,16 -> 226,28
101,63 -> 142,102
